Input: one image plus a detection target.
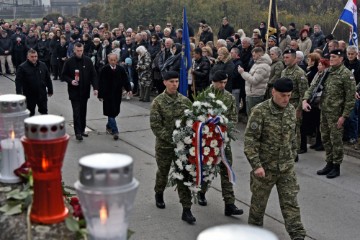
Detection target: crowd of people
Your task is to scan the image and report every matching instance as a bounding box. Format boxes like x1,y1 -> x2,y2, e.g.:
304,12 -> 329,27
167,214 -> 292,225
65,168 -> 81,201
2,15 -> 360,239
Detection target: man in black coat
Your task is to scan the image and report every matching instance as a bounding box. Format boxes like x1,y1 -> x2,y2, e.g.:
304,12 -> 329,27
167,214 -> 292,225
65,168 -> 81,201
61,42 -> 98,141
190,47 -> 210,100
98,53 -> 132,140
15,49 -> 53,116
217,17 -> 235,40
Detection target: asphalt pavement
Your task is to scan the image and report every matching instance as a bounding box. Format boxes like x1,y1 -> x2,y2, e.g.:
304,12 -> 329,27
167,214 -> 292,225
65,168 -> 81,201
1,75 -> 359,240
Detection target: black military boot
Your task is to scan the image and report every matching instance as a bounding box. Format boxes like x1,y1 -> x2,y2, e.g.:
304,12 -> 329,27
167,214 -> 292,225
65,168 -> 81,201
225,204 -> 244,216
316,162 -> 334,175
326,164 -> 340,179
155,192 -> 165,209
181,208 -> 196,224
197,192 -> 207,206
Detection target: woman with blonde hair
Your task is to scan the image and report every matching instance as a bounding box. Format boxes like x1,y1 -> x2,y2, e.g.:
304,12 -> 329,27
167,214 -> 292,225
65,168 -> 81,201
209,47 -> 234,92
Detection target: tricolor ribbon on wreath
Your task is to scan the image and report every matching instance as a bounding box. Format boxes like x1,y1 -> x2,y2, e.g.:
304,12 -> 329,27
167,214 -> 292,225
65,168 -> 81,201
193,115 -> 236,187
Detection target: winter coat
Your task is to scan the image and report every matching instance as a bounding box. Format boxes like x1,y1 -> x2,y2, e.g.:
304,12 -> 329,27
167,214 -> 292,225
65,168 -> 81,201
232,58 -> 245,90
217,24 -> 235,40
310,31 -> 325,51
61,55 -> 98,101
37,39 -> 50,62
279,34 -> 291,52
25,35 -> 38,51
209,59 -> 235,92
297,37 -> 312,58
240,54 -> 272,96
288,29 -> 299,40
0,34 -> 13,54
12,41 -> 27,67
98,64 -> 131,117
49,38 -> 60,65
15,60 -> 53,102
200,30 -> 213,44
148,41 -> 161,60
137,51 -> 152,86
192,56 -> 210,91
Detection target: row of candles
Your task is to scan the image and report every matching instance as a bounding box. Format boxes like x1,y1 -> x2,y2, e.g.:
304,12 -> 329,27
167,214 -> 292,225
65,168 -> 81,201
0,94 -> 139,240
0,94 -> 278,240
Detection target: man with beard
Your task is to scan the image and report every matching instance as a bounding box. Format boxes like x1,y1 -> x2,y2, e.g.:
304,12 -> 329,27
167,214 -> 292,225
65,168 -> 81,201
61,42 -> 98,141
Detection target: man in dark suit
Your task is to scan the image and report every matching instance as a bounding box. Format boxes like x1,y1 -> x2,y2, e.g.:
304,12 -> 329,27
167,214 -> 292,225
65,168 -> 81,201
98,53 -> 132,140
61,42 -> 98,141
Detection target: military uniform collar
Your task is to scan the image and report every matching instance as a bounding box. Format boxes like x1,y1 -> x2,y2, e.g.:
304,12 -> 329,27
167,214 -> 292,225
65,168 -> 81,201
269,98 -> 286,114
329,64 -> 343,72
162,90 -> 179,102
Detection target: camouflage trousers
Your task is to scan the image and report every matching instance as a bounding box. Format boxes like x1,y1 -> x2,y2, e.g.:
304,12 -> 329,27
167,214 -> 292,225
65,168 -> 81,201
249,169 -> 306,239
320,112 -> 344,165
154,145 -> 192,208
290,99 -> 301,151
201,145 -> 235,204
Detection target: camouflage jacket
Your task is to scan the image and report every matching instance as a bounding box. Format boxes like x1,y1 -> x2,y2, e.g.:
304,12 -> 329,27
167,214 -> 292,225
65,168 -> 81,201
137,51 -> 152,81
150,91 -> 191,147
208,86 -> 237,123
303,64 -> 355,117
281,64 -> 308,110
244,99 -> 297,172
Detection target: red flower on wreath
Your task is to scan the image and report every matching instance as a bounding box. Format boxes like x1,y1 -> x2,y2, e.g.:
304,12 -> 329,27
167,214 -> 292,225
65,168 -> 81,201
70,197 -> 84,219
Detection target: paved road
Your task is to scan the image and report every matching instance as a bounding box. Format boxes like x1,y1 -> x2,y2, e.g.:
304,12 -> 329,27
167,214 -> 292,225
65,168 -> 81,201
2,75 -> 360,240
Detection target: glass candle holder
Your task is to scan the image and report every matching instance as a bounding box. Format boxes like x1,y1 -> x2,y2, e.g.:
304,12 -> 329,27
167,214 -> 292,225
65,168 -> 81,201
0,94 -> 29,183
21,115 -> 69,224
75,153 -> 139,240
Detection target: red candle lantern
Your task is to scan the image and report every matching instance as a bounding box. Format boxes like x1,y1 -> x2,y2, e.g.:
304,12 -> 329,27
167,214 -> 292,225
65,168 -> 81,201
21,115 -> 69,224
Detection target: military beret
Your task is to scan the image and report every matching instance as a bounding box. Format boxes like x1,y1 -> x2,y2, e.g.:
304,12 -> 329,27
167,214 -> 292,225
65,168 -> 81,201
283,49 -> 296,55
212,70 -> 228,82
330,49 -> 344,57
162,71 -> 179,80
273,78 -> 293,92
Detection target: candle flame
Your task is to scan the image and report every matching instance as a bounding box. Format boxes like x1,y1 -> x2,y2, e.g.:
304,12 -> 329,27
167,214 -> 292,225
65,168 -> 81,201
99,204 -> 108,225
42,156 -> 49,171
10,130 -> 15,140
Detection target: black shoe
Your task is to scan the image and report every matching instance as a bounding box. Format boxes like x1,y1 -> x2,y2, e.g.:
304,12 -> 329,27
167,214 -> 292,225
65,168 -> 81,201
317,162 -> 334,175
198,192 -> 207,206
295,155 -> 299,162
82,132 -> 89,137
326,164 -> 340,179
155,192 -> 165,209
309,144 -> 318,149
75,134 -> 83,141
298,149 -> 307,154
181,208 -> 196,224
315,145 -> 324,151
113,133 -> 119,140
224,204 -> 243,216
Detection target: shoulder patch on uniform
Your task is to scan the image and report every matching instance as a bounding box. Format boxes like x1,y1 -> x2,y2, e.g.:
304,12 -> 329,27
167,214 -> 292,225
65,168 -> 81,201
250,122 -> 259,130
350,76 -> 354,80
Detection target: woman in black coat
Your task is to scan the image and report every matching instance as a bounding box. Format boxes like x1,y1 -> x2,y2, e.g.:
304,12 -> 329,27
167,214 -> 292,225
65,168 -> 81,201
37,32 -> 50,70
98,54 -> 131,139
49,30 -> 61,80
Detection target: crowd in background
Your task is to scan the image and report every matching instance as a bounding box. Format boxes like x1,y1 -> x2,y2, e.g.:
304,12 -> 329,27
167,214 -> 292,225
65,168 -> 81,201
1,16 -> 360,149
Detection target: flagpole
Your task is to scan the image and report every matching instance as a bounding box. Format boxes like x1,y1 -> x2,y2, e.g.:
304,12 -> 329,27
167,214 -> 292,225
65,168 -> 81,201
265,0 -> 273,51
323,19 -> 340,51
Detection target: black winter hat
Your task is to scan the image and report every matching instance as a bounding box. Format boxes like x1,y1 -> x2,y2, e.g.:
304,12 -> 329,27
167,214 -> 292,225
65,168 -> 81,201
212,70 -> 228,82
273,78 -> 293,92
162,71 -> 179,80
330,49 -> 344,57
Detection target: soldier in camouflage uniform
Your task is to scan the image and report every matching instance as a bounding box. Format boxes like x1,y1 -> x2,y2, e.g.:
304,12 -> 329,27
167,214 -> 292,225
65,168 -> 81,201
149,71 -> 196,224
136,46 -> 152,102
199,70 -> 243,217
302,49 -> 356,178
244,78 -> 306,240
281,49 -> 308,160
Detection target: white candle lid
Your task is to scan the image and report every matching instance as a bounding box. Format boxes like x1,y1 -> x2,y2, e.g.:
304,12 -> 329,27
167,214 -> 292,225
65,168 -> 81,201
24,115 -> 66,140
78,153 -> 134,188
197,224 -> 278,240
0,94 -> 27,113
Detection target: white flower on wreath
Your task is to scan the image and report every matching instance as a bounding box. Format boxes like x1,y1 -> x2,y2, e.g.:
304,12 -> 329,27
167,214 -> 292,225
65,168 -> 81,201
193,101 -> 201,108
215,127 -> 219,133
186,119 -> 193,127
203,125 -> 209,134
221,104 -> 228,111
224,132 -> 230,142
207,157 -> 214,165
179,154 -> 187,161
185,164 -> 193,171
203,147 -> 210,156
214,147 -> 220,155
209,173 -> 215,180
216,99 -> 223,106
184,109 -> 191,115
176,141 -> 185,151
197,115 -> 206,122
172,172 -> 184,180
210,139 -> 218,148
184,136 -> 192,145
189,170 -> 197,177
189,147 -> 195,156
173,130 -> 179,136
175,159 -> 184,170
202,138 -> 206,147
223,116 -> 229,124
208,108 -> 214,115
208,92 -> 216,98
189,186 -> 201,193
183,182 -> 192,187
175,119 -> 181,128
219,116 -> 224,124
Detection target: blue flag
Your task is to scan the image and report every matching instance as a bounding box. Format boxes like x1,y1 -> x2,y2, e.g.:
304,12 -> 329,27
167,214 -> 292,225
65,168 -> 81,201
179,7 -> 192,96
339,0 -> 358,47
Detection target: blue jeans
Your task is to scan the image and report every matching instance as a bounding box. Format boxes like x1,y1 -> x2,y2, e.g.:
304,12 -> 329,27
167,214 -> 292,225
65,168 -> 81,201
106,117 -> 119,134
344,100 -> 359,141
